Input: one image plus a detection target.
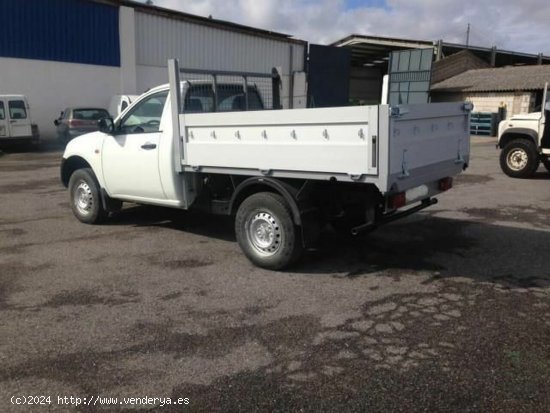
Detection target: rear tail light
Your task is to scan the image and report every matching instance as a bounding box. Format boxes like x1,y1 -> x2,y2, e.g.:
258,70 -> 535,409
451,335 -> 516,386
438,177 -> 453,191
389,192 -> 406,209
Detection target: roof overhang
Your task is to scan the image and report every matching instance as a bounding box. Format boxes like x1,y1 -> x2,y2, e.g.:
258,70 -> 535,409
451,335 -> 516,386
331,34 -> 434,70
331,34 -> 550,70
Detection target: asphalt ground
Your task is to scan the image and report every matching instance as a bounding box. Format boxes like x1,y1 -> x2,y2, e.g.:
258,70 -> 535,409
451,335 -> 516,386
0,138 -> 549,412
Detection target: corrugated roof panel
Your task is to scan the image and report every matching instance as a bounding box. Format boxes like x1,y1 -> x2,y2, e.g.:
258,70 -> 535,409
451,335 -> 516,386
432,65 -> 550,92
0,0 -> 120,67
135,11 -> 305,75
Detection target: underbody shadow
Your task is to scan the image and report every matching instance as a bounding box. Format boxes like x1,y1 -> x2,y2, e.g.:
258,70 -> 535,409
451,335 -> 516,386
107,205 -> 550,289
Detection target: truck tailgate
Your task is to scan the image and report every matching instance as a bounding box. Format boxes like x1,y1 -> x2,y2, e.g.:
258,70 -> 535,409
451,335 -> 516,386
387,102 -> 470,192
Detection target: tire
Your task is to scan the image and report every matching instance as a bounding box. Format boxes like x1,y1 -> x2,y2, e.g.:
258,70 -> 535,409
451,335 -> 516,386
499,139 -> 539,178
235,192 -> 302,270
542,157 -> 550,173
68,168 -> 106,224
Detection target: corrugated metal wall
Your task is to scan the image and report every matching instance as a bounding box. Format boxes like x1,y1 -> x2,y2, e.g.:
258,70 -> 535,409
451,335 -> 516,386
135,12 -> 304,75
0,0 -> 120,67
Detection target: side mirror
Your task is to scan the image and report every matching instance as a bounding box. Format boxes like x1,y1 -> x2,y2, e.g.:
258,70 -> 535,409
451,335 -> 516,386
98,117 -> 114,134
54,119 -> 59,126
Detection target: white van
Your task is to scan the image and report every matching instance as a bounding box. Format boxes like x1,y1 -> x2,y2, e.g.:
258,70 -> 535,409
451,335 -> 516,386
0,95 -> 39,145
108,95 -> 139,119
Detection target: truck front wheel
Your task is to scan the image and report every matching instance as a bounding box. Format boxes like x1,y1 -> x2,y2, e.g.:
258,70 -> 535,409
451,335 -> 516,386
500,140 -> 539,178
235,192 -> 302,270
68,168 -> 106,224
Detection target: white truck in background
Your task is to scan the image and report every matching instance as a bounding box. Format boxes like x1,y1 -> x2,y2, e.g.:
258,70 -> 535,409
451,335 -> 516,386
61,59 -> 471,270
108,94 -> 139,118
497,83 -> 550,178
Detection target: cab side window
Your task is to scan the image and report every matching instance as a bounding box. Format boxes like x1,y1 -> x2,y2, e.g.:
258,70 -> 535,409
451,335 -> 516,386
9,100 -> 27,119
119,91 -> 168,134
184,85 -> 214,113
0,101 -> 5,120
183,84 -> 265,113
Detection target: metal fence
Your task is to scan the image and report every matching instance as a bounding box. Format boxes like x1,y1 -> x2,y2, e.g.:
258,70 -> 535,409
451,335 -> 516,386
178,68 -> 281,113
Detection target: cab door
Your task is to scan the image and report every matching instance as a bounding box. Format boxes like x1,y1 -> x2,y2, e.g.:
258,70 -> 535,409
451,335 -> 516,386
0,100 -> 8,139
101,90 -> 168,201
7,99 -> 32,138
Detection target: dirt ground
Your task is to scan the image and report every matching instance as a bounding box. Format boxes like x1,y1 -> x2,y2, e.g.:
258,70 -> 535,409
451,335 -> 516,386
0,138 -> 549,412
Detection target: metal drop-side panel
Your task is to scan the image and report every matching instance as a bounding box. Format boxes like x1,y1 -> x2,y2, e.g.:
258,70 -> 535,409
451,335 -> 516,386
180,106 -> 379,181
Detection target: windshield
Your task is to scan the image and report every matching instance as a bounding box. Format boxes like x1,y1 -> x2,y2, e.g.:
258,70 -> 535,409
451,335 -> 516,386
73,109 -> 109,120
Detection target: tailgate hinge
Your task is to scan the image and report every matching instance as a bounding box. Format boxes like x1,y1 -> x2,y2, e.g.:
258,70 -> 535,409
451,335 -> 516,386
455,139 -> 465,164
398,149 -> 410,179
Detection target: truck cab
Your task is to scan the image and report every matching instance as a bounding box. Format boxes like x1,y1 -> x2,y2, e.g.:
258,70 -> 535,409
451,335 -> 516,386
497,84 -> 550,178
61,80 -> 267,208
0,95 -> 39,145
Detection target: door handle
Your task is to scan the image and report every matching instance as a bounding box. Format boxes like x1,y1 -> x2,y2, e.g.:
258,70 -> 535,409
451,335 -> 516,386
141,143 -> 157,150
9,120 -> 17,123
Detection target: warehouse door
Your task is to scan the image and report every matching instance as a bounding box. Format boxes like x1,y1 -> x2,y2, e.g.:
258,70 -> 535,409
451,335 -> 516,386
308,44 -> 351,107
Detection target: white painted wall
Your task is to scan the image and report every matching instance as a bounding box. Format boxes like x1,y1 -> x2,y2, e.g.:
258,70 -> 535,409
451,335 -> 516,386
433,91 -> 535,118
119,6 -> 137,94
464,92 -> 533,118
135,12 -> 305,73
0,57 -> 121,140
134,11 -> 306,108
136,65 -> 168,94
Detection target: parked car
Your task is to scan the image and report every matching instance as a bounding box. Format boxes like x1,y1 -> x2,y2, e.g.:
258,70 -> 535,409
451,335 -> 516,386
54,107 -> 110,143
0,95 -> 39,146
108,95 -> 139,119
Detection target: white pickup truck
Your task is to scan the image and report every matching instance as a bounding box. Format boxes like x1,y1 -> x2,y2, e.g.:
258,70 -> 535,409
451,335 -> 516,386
61,60 -> 471,269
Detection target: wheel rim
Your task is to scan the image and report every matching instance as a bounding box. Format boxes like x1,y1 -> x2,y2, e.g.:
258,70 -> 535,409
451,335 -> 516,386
507,149 -> 528,171
246,211 -> 282,256
74,180 -> 93,216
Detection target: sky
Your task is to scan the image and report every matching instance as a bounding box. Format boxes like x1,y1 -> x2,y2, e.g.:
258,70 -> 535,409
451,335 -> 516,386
138,0 -> 550,55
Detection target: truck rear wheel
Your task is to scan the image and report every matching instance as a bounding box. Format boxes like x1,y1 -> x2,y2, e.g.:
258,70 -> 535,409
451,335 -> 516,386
235,192 -> 302,270
500,139 -> 539,178
68,168 -> 106,224
542,157 -> 550,173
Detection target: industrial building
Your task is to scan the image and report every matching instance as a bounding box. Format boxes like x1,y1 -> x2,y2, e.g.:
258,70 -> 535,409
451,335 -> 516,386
332,34 -> 550,106
0,0 -> 307,140
3,1 -> 550,142
431,64 -> 550,117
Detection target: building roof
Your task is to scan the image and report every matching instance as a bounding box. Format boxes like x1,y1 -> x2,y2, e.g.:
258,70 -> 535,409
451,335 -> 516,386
331,34 -> 550,69
431,64 -> 550,93
93,0 -> 307,45
330,34 -> 433,68
431,50 -> 491,85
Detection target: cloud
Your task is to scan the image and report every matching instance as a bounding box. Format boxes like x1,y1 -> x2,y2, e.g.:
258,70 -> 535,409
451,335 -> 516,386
143,0 -> 550,55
